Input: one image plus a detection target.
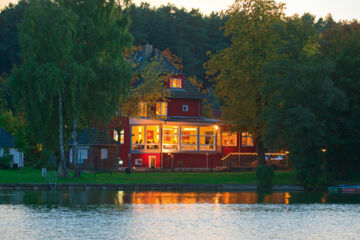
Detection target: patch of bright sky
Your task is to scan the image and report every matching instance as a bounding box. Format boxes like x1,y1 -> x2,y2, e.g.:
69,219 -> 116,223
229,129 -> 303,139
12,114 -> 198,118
133,0 -> 359,21
1,0 -> 359,21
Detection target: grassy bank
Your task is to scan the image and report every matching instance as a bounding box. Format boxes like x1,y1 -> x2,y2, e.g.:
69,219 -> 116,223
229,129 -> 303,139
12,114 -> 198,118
0,168 -> 299,185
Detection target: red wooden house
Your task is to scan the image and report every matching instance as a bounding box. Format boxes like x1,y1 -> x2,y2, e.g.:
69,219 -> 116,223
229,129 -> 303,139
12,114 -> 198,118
111,44 -> 257,170
70,44 -> 258,171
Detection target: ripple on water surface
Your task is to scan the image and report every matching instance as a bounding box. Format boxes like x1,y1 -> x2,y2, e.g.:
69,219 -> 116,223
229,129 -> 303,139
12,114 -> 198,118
0,191 -> 360,240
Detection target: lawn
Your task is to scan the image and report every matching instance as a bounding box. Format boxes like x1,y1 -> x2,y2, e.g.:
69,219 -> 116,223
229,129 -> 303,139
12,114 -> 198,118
0,168 -> 299,185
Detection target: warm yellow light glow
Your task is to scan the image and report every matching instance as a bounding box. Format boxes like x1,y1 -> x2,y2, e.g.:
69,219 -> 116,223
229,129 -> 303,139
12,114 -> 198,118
183,127 -> 197,131
321,148 -> 327,153
284,192 -> 291,205
37,144 -> 42,152
285,151 -> 290,155
214,125 -> 219,131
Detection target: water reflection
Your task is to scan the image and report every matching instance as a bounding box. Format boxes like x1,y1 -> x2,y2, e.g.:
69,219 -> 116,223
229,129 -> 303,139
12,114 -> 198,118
1,191 -> 360,240
1,190 -> 360,206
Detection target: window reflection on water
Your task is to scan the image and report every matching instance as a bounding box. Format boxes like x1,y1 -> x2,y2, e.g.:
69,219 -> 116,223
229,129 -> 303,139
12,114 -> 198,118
2,190 -> 354,206
2,190 -> 360,206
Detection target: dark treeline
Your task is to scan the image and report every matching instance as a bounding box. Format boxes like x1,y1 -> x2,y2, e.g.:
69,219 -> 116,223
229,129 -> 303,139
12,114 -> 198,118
0,1 -> 229,88
0,0 -> 360,188
128,2 -> 229,87
205,0 -> 360,189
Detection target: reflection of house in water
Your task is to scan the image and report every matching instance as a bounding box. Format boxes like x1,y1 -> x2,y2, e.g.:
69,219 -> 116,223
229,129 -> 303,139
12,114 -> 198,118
120,191 -> 292,205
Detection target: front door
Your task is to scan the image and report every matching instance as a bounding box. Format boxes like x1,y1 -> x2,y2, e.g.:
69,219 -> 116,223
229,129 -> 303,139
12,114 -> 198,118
149,156 -> 156,168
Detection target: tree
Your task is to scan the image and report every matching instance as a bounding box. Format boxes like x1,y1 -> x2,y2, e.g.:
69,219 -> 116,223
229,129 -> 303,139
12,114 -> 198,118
262,14 -> 347,189
205,0 -> 285,165
9,0 -> 78,177
319,21 -> 360,181
0,0 -> 29,75
56,0 -> 133,177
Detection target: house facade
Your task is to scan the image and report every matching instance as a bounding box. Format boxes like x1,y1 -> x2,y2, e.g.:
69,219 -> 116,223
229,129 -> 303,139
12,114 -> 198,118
108,44 -> 257,170
69,44 -> 258,171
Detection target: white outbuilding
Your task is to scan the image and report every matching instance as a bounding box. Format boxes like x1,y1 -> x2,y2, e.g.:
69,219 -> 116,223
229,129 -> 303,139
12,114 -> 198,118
0,127 -> 24,168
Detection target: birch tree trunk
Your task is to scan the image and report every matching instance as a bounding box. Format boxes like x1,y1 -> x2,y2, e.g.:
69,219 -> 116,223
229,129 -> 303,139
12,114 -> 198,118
72,117 -> 80,177
58,91 -> 68,178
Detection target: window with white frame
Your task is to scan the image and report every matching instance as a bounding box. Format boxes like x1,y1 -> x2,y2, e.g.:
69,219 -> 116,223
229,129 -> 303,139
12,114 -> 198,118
146,125 -> 160,150
199,126 -> 216,151
101,148 -> 108,160
181,126 -> 198,151
162,125 -> 179,150
135,158 -> 142,165
156,102 -> 167,116
113,129 -> 124,144
132,126 -> 145,150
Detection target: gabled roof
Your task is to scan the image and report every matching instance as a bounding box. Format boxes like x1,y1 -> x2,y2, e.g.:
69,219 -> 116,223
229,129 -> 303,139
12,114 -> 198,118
130,44 -> 203,100
69,128 -> 116,146
0,127 -> 15,147
169,78 -> 203,99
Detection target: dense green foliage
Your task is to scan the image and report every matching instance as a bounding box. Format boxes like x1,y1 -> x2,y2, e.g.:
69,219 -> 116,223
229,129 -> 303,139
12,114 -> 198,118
256,165 -> 275,190
6,0 -> 133,177
128,3 -> 229,88
0,1 -> 229,89
205,0 -> 285,166
0,149 -> 12,169
205,1 -> 360,189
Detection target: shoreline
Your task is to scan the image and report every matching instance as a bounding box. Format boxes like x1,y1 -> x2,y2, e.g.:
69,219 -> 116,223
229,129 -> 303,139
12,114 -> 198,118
0,183 -> 304,191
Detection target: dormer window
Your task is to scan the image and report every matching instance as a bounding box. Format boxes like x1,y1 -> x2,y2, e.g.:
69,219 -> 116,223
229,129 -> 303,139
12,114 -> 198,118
170,78 -> 182,88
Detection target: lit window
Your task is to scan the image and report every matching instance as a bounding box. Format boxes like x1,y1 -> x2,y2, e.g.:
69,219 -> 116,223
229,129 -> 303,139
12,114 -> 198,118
222,132 -> 237,146
199,126 -> 217,151
135,158 -> 142,165
170,78 -> 182,88
163,126 -> 179,150
138,101 -> 147,117
146,125 -> 160,150
101,148 -> 108,160
241,132 -> 254,147
113,129 -> 124,144
181,126 -> 198,151
132,126 -> 145,150
156,102 -> 167,116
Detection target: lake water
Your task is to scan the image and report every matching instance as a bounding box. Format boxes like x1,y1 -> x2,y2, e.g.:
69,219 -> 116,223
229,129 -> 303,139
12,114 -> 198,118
1,190 -> 360,240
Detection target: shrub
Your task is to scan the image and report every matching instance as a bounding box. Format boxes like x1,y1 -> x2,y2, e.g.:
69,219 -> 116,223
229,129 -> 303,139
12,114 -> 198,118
0,149 -> 13,169
256,165 -> 274,190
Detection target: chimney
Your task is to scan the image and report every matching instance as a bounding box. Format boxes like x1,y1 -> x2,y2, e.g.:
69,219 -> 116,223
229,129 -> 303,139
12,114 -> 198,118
143,43 -> 153,59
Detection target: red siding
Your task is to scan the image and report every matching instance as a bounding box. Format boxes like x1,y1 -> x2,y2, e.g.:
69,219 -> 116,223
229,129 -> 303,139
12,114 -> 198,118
167,98 -> 201,117
109,117 -> 131,167
130,153 -> 161,168
161,153 -> 222,169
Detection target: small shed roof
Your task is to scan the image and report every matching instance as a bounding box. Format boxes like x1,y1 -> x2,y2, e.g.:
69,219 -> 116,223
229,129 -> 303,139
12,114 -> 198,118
0,127 -> 15,147
69,128 -> 117,146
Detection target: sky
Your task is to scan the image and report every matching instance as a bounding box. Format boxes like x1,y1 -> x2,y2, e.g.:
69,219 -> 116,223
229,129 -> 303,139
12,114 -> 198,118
1,0 -> 359,21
